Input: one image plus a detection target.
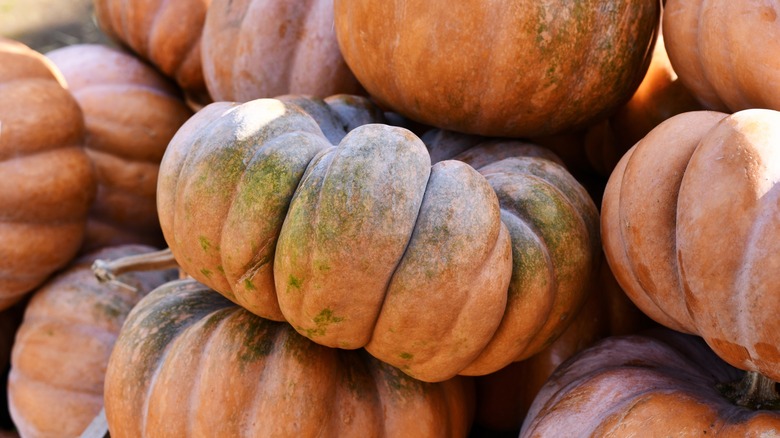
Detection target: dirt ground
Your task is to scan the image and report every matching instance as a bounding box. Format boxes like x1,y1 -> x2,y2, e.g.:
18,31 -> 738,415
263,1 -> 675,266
0,0 -> 111,53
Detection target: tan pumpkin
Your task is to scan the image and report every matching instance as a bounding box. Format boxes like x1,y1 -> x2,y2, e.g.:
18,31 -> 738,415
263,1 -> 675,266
45,44 -> 193,252
8,245 -> 175,438
334,0 -> 660,137
0,38 -> 96,310
520,330 -> 780,437
201,0 -> 362,102
104,278 -> 475,437
664,0 -> 780,112
602,109 -> 780,381
93,0 -> 211,104
158,95 -> 600,382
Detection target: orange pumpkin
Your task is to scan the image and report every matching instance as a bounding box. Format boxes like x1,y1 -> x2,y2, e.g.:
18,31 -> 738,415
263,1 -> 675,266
664,0 -> 780,112
0,38 -> 96,310
201,0 -> 362,102
93,0 -> 212,104
46,44 -> 193,252
157,95 -> 600,382
104,278 -> 475,437
334,0 -> 660,137
8,245 -> 175,438
602,109 -> 780,381
520,330 -> 780,436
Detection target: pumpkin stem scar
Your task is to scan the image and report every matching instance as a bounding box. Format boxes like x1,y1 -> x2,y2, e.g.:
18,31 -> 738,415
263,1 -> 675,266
717,371 -> 780,410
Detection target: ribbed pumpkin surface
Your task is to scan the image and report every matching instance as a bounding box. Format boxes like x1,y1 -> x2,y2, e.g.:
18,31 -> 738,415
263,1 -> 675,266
602,109 -> 780,380
8,245 -> 175,438
158,95 -> 600,381
334,0 -> 659,137
0,38 -> 96,309
46,44 -> 192,252
104,279 -> 475,438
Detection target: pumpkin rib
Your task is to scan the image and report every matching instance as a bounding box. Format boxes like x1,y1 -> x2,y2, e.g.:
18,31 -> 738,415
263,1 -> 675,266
131,286 -> 233,437
488,169 -> 592,357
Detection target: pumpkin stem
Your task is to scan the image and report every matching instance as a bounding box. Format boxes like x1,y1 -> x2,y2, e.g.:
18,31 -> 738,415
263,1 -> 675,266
717,371 -> 780,410
92,248 -> 179,292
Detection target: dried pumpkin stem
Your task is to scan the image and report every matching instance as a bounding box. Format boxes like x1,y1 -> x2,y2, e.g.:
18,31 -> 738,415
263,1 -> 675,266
718,371 -> 780,410
92,248 -> 178,287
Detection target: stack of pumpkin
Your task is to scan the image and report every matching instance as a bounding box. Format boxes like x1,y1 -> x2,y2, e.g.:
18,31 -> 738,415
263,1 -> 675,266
0,0 -> 778,436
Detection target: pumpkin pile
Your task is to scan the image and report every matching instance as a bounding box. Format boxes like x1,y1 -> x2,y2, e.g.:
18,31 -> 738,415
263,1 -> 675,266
0,0 -> 778,436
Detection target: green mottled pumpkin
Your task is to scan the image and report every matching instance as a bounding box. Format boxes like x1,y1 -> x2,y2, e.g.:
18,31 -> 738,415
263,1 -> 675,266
158,95 -> 600,382
104,278 -> 475,437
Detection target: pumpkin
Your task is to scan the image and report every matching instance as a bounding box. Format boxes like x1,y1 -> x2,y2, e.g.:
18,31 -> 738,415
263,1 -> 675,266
201,0 -> 363,102
474,255 -> 655,432
602,109 -> 780,381
520,330 -> 780,436
93,0 -> 211,104
663,0 -> 780,112
45,44 -> 193,253
0,38 -> 96,310
7,245 -> 175,438
104,278 -> 475,437
333,0 -> 660,138
157,95 -> 600,382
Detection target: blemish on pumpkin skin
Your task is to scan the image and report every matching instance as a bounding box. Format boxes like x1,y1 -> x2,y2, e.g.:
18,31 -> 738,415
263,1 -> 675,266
303,308 -> 345,338
200,268 -> 213,278
198,236 -> 211,252
288,274 -> 303,290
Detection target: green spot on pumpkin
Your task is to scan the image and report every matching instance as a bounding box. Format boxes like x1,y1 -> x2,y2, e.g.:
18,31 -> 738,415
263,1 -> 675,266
200,268 -> 213,278
304,308 -> 344,338
399,352 -> 413,360
288,274 -> 303,290
216,265 -> 225,274
244,278 -> 256,290
198,236 -> 211,252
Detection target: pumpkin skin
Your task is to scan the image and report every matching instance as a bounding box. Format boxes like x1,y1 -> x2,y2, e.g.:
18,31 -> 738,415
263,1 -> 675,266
201,0 -> 363,102
158,95 -> 600,382
93,0 -> 211,103
602,109 -> 780,381
104,278 -> 475,438
0,38 -> 96,310
46,44 -> 193,252
663,0 -> 780,112
520,330 -> 780,437
333,0 -> 660,137
7,245 -> 175,438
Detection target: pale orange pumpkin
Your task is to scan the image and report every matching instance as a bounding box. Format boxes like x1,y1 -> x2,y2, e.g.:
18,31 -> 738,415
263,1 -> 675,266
8,245 -> 175,438
201,0 -> 362,102
664,0 -> 780,112
93,0 -> 212,104
602,109 -> 780,381
46,44 -> 193,252
0,38 -> 96,309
